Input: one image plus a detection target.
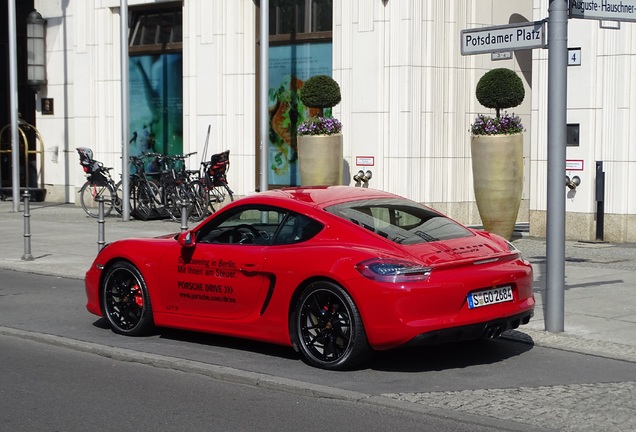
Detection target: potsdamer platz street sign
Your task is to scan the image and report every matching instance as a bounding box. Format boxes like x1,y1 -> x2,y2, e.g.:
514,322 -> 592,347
460,21 -> 547,56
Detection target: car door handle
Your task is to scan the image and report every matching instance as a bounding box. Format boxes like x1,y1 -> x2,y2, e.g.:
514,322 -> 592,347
239,263 -> 258,276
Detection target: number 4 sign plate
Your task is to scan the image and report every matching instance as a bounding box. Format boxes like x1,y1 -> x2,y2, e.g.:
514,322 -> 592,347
568,47 -> 582,66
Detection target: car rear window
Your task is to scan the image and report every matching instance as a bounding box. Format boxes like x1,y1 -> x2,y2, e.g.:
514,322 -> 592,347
325,198 -> 471,244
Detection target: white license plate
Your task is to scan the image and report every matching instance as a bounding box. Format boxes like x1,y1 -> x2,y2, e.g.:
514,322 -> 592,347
467,286 -> 513,309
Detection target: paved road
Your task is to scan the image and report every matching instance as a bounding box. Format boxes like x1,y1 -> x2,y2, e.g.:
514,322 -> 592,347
6,333 -> 525,432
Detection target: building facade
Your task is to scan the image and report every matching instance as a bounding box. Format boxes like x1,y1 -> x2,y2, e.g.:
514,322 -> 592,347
2,0 -> 635,242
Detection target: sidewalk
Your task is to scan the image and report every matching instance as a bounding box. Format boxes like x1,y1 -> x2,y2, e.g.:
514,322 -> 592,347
1,199 -> 635,362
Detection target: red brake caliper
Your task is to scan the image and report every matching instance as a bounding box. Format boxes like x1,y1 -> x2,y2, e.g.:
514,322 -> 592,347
132,284 -> 143,308
323,306 -> 332,330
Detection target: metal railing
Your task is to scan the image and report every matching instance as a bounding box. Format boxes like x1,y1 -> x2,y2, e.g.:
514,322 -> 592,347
0,120 -> 46,193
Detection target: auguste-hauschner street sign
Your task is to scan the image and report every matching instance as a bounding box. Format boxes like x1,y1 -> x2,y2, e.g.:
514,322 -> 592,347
569,0 -> 636,21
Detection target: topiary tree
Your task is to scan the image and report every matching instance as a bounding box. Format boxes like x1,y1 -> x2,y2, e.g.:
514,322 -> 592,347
475,68 -> 525,118
299,75 -> 341,117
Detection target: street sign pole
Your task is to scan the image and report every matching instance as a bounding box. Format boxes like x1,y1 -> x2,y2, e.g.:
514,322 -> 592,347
120,0 -> 130,221
545,0 -> 568,332
259,1 -> 269,193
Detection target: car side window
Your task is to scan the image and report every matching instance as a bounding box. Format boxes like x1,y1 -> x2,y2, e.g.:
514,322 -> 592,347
196,206 -> 288,245
273,213 -> 323,245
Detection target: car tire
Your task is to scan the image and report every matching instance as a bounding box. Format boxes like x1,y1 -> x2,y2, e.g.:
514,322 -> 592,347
294,281 -> 371,370
102,261 -> 154,336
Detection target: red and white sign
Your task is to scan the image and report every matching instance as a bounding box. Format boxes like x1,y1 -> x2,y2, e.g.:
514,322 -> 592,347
356,156 -> 374,166
566,160 -> 584,171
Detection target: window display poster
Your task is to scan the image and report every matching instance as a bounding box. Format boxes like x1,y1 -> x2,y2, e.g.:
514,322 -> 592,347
268,42 -> 332,186
129,54 -> 183,171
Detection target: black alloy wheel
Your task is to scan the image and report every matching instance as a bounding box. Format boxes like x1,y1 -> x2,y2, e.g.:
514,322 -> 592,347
102,261 -> 154,336
295,282 -> 370,370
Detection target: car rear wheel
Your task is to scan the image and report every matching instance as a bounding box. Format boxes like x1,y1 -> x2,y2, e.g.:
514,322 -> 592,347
294,281 -> 370,370
102,261 -> 154,336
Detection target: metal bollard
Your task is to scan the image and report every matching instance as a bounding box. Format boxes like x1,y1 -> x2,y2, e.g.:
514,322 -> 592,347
22,191 -> 34,261
97,196 -> 105,252
180,200 -> 189,232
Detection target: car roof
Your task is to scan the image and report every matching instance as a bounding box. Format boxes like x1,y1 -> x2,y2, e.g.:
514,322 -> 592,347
254,186 -> 400,208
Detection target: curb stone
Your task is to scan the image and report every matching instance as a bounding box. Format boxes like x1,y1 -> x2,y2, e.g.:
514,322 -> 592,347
503,329 -> 636,363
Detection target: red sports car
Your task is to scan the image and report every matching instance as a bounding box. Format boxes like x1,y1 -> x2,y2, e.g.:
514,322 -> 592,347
85,186 -> 534,370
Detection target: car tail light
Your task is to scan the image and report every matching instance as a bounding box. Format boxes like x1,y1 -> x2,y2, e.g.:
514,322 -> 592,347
355,258 -> 432,283
505,240 -> 524,260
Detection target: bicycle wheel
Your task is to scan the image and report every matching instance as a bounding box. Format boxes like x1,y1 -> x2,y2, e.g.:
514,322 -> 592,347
79,180 -> 115,218
113,181 -> 123,214
208,183 -> 234,212
223,184 -> 234,202
131,179 -> 162,219
187,180 -> 209,222
164,182 -> 187,222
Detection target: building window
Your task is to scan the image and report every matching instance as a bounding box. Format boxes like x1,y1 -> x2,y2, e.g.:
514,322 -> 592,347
127,3 -> 183,158
128,5 -> 182,54
265,0 -> 333,187
269,0 -> 332,40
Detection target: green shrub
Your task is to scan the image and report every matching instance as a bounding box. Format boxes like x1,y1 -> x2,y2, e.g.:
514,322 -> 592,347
475,68 -> 525,118
299,75 -> 341,117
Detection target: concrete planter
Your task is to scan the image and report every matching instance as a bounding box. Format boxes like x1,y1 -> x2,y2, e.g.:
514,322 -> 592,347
297,133 -> 343,186
471,133 -> 523,240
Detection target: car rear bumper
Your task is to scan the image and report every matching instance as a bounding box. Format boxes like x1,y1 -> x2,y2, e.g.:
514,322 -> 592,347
401,309 -> 534,348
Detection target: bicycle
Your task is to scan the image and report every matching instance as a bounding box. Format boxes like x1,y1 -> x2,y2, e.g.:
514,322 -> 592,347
153,152 -> 208,222
127,153 -> 165,220
77,148 -> 209,222
76,147 -> 122,218
189,150 -> 234,215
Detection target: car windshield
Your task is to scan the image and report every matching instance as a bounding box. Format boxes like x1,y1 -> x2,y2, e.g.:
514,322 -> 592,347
325,198 -> 472,244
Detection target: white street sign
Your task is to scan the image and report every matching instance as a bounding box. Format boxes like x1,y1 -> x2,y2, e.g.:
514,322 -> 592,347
569,0 -> 636,22
461,21 -> 547,55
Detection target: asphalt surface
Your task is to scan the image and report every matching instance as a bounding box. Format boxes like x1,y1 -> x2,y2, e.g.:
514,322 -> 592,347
1,199 -> 636,431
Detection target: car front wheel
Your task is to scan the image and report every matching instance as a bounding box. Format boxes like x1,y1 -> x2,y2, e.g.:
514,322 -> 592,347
102,261 -> 154,336
294,281 -> 370,370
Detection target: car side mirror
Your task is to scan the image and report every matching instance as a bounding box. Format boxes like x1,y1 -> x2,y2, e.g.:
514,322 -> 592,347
178,231 -> 196,248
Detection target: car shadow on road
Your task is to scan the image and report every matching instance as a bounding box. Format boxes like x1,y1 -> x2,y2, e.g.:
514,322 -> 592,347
158,327 -> 536,373
367,338 -> 534,373
91,317 -> 300,360
91,318 -> 111,330
159,327 -> 301,360
91,319 -> 534,372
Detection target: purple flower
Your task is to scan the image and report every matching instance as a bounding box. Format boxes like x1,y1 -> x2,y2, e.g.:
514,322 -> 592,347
297,116 -> 343,136
471,113 -> 524,135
